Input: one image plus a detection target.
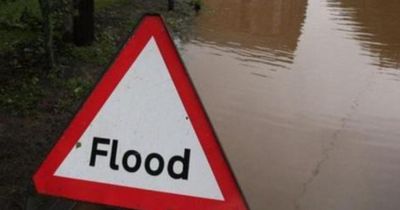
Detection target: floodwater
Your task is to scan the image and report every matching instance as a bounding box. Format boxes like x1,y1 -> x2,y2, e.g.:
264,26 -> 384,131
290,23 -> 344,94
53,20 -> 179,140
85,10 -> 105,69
178,0 -> 400,210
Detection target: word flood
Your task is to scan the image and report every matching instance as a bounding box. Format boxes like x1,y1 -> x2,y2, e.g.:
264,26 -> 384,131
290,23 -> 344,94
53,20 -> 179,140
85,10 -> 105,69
89,137 -> 191,180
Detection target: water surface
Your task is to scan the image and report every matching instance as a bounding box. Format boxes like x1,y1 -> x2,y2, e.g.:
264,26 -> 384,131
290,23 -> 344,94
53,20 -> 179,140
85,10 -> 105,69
179,0 -> 400,209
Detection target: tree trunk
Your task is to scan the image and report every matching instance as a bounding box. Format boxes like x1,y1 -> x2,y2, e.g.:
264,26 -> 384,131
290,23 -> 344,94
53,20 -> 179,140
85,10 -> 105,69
38,0 -> 55,70
168,0 -> 175,11
74,0 -> 95,46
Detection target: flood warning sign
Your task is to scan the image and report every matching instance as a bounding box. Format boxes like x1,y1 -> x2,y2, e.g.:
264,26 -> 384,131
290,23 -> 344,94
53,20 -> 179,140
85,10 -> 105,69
33,15 -> 248,210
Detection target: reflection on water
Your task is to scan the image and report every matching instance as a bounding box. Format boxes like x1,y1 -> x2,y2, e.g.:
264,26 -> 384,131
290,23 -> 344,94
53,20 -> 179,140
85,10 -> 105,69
328,0 -> 400,70
180,0 -> 400,209
188,0 -> 307,72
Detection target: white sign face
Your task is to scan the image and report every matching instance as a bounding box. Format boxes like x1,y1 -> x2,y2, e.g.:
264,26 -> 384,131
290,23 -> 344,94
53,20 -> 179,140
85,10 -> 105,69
54,37 -> 224,201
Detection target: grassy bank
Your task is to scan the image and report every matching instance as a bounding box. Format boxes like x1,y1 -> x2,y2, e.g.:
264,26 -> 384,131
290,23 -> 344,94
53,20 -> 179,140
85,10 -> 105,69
0,0 -> 197,209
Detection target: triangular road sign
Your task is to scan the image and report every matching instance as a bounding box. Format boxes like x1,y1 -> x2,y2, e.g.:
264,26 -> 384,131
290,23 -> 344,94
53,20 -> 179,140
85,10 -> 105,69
33,15 -> 248,210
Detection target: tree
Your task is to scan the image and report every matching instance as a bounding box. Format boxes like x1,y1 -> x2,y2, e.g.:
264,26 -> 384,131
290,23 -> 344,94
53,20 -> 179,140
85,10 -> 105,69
168,0 -> 175,11
73,0 -> 95,46
38,0 -> 55,70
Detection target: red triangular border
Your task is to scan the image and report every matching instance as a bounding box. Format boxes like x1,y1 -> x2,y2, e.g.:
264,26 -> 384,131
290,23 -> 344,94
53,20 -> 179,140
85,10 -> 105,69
33,15 -> 248,210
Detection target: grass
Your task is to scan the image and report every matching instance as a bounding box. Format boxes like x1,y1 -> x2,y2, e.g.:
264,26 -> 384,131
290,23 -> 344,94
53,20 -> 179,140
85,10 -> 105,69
0,0 -> 41,51
0,0 -> 41,23
95,0 -> 132,10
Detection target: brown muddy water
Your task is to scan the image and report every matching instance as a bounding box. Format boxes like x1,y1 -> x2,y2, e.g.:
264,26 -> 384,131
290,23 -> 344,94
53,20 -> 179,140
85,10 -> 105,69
178,0 -> 400,210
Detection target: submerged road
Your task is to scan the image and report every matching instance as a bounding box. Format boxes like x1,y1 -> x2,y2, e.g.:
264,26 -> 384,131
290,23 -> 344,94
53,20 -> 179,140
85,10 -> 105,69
180,0 -> 400,209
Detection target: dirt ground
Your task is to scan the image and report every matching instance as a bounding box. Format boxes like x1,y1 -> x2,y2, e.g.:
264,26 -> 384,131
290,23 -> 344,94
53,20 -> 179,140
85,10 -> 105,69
0,1 -> 196,209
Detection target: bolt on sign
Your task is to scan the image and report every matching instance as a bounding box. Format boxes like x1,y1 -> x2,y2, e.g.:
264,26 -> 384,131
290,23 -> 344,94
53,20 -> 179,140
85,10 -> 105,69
33,15 -> 248,210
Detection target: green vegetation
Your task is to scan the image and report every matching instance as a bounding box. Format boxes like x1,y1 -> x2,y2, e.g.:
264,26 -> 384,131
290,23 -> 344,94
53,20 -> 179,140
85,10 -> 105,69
0,0 -> 197,117
0,0 -> 41,51
0,0 -> 41,24
0,1 -> 199,209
